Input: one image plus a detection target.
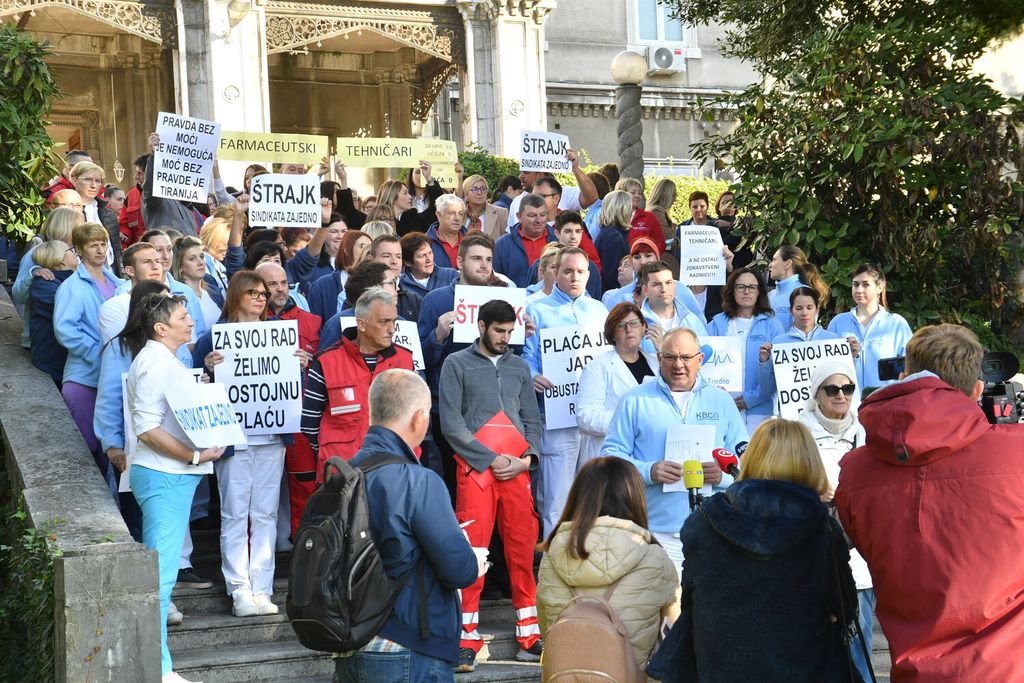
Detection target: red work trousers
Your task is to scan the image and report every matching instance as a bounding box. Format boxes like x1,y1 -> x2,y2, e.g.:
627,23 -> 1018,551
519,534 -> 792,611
455,462 -> 540,653
284,433 -> 317,538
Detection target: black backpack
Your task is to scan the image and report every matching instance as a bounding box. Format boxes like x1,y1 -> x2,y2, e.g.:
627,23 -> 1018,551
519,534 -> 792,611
287,454 -> 429,652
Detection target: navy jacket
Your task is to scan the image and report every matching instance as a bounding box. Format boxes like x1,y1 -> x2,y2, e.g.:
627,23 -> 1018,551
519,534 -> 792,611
399,266 -> 459,300
493,224 -> 557,288
317,288 -> 422,352
29,270 -> 73,384
425,222 -> 466,270
594,223 -> 630,293
306,270 -> 344,326
355,426 -> 478,663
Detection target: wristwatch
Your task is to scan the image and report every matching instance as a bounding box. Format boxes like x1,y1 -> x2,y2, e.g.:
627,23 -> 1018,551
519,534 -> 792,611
191,450 -> 201,466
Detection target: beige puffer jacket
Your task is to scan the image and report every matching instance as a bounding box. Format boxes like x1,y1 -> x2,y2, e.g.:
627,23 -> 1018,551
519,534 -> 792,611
538,516 -> 680,666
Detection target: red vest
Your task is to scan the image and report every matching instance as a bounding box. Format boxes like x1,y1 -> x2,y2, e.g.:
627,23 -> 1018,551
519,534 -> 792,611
275,304 -> 321,354
316,337 -> 414,464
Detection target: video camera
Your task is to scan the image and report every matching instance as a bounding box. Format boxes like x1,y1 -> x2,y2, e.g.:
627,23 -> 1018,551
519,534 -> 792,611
877,352 -> 1023,424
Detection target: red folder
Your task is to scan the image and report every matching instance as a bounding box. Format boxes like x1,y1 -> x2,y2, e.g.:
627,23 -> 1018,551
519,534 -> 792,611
454,411 -> 530,490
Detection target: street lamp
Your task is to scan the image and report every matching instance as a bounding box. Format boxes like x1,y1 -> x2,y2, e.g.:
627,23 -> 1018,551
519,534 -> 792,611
611,50 -> 647,183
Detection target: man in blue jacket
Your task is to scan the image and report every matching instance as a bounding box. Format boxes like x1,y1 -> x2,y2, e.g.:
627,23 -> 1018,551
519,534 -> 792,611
493,193 -> 556,287
336,369 -> 481,679
603,327 -> 748,568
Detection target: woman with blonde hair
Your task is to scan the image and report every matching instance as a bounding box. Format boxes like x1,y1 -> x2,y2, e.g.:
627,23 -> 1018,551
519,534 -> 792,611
594,190 -> 635,292
70,160 -> 122,274
199,215 -> 231,302
360,219 -> 396,240
462,174 -> 508,240
648,418 -> 859,683
172,235 -> 221,332
615,177 -> 664,254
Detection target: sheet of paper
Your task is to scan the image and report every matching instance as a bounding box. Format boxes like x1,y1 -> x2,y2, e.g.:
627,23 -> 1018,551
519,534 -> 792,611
662,423 -> 716,494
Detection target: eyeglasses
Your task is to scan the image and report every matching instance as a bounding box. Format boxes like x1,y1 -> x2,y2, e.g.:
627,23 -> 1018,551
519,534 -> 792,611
536,192 -> 559,199
78,177 -> 103,185
468,186 -> 488,194
382,279 -> 398,288
614,319 -> 643,331
734,284 -> 760,294
246,289 -> 270,301
820,383 -> 856,397
660,352 -> 702,363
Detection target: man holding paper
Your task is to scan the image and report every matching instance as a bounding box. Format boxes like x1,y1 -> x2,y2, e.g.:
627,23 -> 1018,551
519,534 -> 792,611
603,327 -> 747,568
439,300 -> 543,672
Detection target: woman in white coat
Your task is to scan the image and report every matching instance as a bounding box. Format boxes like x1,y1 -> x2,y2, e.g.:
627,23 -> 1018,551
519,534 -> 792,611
798,359 -> 874,683
577,302 -> 658,467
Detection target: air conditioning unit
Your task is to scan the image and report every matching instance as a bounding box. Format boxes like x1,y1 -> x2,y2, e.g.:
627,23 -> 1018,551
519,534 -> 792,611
646,44 -> 686,74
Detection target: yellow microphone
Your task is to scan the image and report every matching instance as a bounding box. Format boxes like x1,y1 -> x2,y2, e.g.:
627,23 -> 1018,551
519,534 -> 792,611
683,460 -> 704,511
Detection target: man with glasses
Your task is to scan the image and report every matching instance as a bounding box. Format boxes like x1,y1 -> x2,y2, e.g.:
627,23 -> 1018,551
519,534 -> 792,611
603,327 -> 747,567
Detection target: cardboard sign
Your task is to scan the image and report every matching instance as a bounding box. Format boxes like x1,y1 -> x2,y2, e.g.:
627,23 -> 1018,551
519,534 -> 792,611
335,137 -> 457,169
218,131 -> 329,165
698,336 -> 744,392
340,317 -> 425,372
520,131 -> 571,173
771,339 -> 858,419
212,320 -> 302,435
167,382 -> 248,449
452,285 -> 528,345
539,325 -> 609,429
662,424 -> 716,494
678,226 -> 727,285
249,174 -> 320,227
153,112 -> 220,202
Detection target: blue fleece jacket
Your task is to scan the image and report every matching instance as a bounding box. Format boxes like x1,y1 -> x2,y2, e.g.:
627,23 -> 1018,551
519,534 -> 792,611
53,262 -> 124,386
707,312 -> 785,415
767,274 -> 804,329
523,285 -> 609,376
602,375 -> 748,534
354,426 -> 478,663
493,225 -> 557,287
28,270 -> 73,384
639,296 -> 710,356
526,258 -> 602,300
827,308 -> 912,389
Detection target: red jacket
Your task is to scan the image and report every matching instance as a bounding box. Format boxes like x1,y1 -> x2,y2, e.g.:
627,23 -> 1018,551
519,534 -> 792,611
119,185 -> 146,247
835,374 -> 1024,683
273,301 -> 321,354
629,209 -> 666,255
315,337 -> 413,474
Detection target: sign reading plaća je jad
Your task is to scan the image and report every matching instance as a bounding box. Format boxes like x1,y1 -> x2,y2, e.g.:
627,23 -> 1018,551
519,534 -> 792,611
167,381 -> 248,450
678,226 -> 727,285
335,137 -> 459,189
771,339 -> 858,420
697,336 -> 744,392
520,131 -> 571,173
340,317 -> 425,372
212,320 -> 303,435
218,131 -> 329,165
539,324 -> 608,429
153,112 -> 221,202
452,285 -> 528,345
249,174 -> 320,228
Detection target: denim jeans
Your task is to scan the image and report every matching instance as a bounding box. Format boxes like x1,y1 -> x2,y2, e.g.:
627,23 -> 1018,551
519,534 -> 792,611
851,587 -> 877,682
335,649 -> 455,683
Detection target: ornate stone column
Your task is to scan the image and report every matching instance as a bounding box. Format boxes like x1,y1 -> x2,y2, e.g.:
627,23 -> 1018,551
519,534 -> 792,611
611,50 -> 647,183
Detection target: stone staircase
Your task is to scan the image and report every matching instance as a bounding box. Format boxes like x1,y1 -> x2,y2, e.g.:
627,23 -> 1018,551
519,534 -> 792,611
169,521 -> 541,682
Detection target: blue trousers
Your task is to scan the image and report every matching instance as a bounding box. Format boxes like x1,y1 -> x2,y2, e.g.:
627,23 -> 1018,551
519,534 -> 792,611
335,649 -> 454,682
851,588 -> 877,682
131,465 -> 201,675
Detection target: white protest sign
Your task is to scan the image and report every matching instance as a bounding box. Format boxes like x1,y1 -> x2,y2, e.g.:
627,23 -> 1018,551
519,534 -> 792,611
120,368 -> 204,493
698,336 -> 744,392
167,382 -> 248,449
678,226 -> 727,285
249,173 -> 320,228
771,339 -> 858,419
212,320 -> 302,435
662,424 -> 716,494
520,131 -> 571,173
539,325 -> 609,429
340,317 -> 424,372
452,285 -> 528,345
153,112 -> 220,202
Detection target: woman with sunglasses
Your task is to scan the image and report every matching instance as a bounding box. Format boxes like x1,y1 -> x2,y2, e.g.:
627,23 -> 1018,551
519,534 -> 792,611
192,270 -> 308,619
707,267 -> 784,433
799,360 -> 874,683
120,292 -> 225,683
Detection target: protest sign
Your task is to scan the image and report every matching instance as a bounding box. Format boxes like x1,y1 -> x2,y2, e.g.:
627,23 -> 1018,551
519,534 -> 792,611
249,174 -> 320,228
678,226 -> 727,285
167,382 -> 248,449
218,131 -> 328,165
153,112 -> 220,202
771,339 -> 858,419
663,424 -> 716,494
698,336 -> 744,392
452,285 -> 528,345
520,130 -> 571,173
335,137 -> 457,170
340,317 -> 424,372
212,320 -> 302,435
539,324 -> 608,429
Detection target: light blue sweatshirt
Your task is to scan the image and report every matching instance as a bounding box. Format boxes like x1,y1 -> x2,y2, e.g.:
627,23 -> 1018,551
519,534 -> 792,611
639,296 -> 709,355
524,285 -> 609,376
602,374 -> 748,534
767,274 -> 804,329
604,277 -> 704,321
53,262 -> 124,386
827,308 -> 912,389
707,312 -> 785,415
757,325 -> 841,404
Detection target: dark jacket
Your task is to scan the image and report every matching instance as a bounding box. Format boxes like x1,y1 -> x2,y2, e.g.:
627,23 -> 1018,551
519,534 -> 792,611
649,479 -> 858,683
306,270 -> 344,325
29,269 -> 73,384
493,224 -> 557,288
594,223 -> 630,293
354,426 -> 478,663
95,197 -> 123,277
317,288 -> 422,352
425,222 -> 467,270
142,156 -> 202,236
399,266 -> 459,300
398,182 -> 445,236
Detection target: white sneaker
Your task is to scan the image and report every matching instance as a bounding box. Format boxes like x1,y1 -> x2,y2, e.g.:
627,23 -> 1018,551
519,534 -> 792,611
254,593 -> 279,616
162,671 -> 202,683
167,602 -> 183,626
232,591 -> 260,618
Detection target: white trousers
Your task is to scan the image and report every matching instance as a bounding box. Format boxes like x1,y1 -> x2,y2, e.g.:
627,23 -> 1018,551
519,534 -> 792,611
652,531 -> 684,572
540,427 -> 582,538
216,442 -> 285,597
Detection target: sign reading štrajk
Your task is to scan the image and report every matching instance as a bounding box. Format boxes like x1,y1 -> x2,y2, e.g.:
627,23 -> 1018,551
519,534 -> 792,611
249,174 -> 320,228
452,285 -> 528,345
771,339 -> 857,419
218,131 -> 329,165
520,131 -> 571,173
153,112 -> 220,202
539,324 -> 608,429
